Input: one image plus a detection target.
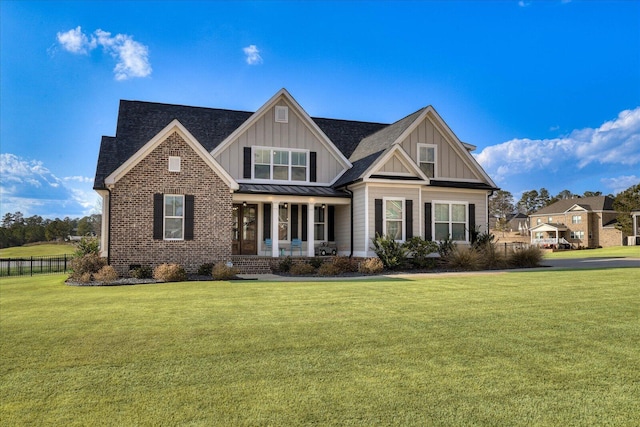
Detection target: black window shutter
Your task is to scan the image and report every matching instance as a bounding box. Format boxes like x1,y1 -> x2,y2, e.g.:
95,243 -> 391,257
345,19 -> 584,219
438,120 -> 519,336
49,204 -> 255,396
424,202 -> 432,241
263,203 -> 271,240
153,193 -> 164,240
243,147 -> 251,179
469,203 -> 476,242
375,199 -> 383,237
328,205 -> 335,241
184,195 -> 195,240
291,205 -> 299,239
405,200 -> 413,239
310,152 -> 317,182
301,205 -> 308,241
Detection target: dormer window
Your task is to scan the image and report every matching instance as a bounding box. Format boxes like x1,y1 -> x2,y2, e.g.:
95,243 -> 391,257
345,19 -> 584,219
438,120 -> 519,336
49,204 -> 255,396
418,143 -> 436,178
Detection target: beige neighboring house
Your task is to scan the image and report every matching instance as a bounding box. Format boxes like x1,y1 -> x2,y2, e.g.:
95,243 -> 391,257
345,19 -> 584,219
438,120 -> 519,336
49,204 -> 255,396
94,88 -> 498,274
529,196 -> 625,248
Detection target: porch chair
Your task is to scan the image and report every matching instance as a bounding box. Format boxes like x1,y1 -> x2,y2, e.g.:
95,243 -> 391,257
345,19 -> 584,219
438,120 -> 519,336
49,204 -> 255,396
263,238 -> 272,256
290,238 -> 303,256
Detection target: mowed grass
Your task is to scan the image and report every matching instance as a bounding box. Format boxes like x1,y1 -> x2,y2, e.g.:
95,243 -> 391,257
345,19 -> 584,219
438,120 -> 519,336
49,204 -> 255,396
544,245 -> 640,259
0,243 -> 75,257
1,270 -> 638,426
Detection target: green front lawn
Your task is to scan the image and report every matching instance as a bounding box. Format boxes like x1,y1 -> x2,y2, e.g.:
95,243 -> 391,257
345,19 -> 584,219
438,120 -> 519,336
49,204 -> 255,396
544,245 -> 640,259
1,270 -> 638,425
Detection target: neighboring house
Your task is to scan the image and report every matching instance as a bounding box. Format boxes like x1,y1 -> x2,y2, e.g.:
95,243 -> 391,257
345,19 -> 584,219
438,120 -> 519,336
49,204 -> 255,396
489,212 -> 530,235
94,89 -> 498,274
529,196 -> 625,248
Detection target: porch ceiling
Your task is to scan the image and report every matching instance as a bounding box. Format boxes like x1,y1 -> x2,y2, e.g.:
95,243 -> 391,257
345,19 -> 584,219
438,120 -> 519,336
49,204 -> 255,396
236,184 -> 351,198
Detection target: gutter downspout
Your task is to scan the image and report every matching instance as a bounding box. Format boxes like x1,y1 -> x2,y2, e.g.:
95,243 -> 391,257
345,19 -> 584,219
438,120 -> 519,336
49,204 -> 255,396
345,185 -> 354,258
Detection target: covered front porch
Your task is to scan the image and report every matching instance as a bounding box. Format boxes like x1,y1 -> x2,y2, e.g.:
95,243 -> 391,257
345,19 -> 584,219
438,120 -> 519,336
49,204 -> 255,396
231,184 -> 351,258
530,223 -> 570,248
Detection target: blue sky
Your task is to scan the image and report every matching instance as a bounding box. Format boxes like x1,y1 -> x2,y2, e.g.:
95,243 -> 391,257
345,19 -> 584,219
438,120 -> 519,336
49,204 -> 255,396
1,0 -> 639,219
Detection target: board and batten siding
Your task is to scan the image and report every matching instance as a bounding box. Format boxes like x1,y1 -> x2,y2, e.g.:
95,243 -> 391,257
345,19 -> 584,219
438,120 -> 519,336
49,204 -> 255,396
377,154 -> 411,174
399,115 -> 479,181
214,100 -> 345,183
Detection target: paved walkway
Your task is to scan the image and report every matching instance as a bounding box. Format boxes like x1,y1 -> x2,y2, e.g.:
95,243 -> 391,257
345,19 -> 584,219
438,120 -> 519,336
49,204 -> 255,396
237,257 -> 640,281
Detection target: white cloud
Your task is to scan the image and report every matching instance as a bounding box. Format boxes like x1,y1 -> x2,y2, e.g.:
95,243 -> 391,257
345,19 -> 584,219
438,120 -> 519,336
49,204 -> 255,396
601,175 -> 640,195
56,27 -> 151,80
475,107 -> 640,185
518,1 -> 531,7
243,44 -> 263,65
0,154 -> 97,218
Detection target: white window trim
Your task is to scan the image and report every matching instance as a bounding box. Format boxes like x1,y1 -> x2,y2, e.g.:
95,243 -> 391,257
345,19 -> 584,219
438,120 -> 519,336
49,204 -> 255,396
417,143 -> 437,178
383,197 -> 405,242
278,204 -> 289,242
572,215 -> 582,224
432,200 -> 469,242
314,206 -> 326,242
164,194 -> 185,241
252,146 -> 310,183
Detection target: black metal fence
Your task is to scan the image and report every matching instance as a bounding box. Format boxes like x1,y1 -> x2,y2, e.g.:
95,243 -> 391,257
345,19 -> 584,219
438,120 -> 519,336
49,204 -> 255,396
0,255 -> 71,277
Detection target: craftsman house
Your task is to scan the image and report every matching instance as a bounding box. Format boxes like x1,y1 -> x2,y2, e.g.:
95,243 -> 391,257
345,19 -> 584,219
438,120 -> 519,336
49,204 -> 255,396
94,89 -> 498,274
529,196 -> 625,248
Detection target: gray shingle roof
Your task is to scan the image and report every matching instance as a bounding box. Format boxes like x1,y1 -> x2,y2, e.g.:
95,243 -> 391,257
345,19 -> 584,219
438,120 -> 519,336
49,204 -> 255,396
94,100 -> 387,190
532,196 -> 615,215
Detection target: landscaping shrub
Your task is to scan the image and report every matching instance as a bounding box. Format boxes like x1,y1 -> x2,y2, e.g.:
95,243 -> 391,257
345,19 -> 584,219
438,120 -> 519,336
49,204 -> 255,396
93,265 -> 118,283
403,236 -> 438,269
153,263 -> 187,282
309,257 -> 325,269
445,247 -> 483,271
289,262 -> 316,276
69,253 -> 106,281
371,234 -> 407,270
358,257 -> 384,274
508,246 -> 543,268
212,262 -> 239,280
197,263 -> 215,276
331,256 -> 358,273
73,236 -> 100,257
437,236 -> 456,258
129,265 -> 153,279
317,262 -> 341,276
277,256 -> 293,273
477,243 -> 508,270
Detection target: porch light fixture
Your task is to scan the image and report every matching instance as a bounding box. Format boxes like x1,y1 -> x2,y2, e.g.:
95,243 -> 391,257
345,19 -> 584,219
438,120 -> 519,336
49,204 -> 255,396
242,201 -> 247,207
283,203 -> 288,209
321,204 -> 326,209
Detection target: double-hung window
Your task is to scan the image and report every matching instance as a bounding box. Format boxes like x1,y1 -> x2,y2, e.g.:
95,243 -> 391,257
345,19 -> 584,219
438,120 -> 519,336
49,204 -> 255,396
434,202 -> 467,241
572,215 -> 582,224
418,144 -> 437,178
384,198 -> 404,241
164,195 -> 184,240
253,147 -> 308,182
278,205 -> 289,240
314,206 -> 325,240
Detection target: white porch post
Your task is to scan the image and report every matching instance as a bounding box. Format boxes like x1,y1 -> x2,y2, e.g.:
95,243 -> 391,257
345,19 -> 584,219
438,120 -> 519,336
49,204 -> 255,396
272,203 -> 279,257
307,202 -> 315,257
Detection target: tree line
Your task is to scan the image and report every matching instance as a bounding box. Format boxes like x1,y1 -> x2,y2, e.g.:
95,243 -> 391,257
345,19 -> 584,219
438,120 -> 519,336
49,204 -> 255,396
0,212 -> 101,249
489,183 -> 640,235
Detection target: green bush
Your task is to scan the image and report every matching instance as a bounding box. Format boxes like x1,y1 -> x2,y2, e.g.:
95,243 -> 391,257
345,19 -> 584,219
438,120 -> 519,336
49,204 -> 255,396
403,236 -> 438,269
197,263 -> 215,276
445,247 -> 483,271
153,264 -> 187,282
129,265 -> 153,279
437,236 -> 456,258
358,257 -> 384,274
212,262 -> 239,280
93,265 -> 119,283
309,257 -> 325,269
289,262 -> 316,276
69,253 -> 107,281
508,246 -> 543,268
277,256 -> 293,273
371,234 -> 407,270
317,263 -> 341,276
73,236 -> 100,257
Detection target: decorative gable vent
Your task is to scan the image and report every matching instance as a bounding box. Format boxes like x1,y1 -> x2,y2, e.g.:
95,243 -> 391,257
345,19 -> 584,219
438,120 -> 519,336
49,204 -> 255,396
275,106 -> 288,123
168,156 -> 181,172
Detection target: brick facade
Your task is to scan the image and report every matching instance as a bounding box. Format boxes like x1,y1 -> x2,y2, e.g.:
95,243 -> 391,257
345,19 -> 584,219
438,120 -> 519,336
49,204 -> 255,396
109,132 -> 233,274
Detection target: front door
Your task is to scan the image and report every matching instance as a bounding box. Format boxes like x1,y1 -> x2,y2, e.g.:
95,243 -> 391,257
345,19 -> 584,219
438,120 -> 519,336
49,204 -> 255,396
232,204 -> 257,255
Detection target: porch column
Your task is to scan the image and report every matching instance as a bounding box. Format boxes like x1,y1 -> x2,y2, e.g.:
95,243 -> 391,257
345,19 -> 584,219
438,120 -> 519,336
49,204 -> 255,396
272,203 -> 280,257
307,202 -> 315,257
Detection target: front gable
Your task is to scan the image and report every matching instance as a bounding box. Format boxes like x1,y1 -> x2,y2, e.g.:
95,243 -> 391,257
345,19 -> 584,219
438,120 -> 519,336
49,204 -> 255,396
365,145 -> 428,182
396,107 -> 495,185
212,89 -> 351,185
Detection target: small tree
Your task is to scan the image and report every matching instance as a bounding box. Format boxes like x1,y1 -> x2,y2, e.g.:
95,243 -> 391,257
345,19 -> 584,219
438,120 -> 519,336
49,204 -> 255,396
371,234 -> 407,270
